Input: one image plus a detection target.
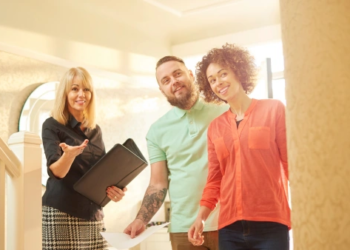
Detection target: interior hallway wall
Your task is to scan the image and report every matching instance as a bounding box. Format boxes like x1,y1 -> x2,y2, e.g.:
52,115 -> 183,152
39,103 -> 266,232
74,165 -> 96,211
280,0 -> 350,249
0,51 -> 67,142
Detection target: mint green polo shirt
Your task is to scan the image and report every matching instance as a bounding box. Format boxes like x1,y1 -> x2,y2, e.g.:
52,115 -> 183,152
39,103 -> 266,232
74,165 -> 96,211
146,98 -> 228,233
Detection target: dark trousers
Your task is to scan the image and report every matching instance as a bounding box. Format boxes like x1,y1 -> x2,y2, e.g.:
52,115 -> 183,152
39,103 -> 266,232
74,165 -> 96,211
170,231 -> 219,250
218,220 -> 289,250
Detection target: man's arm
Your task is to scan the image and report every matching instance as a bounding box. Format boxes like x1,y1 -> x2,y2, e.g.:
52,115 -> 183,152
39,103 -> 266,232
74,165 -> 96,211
124,160 -> 168,238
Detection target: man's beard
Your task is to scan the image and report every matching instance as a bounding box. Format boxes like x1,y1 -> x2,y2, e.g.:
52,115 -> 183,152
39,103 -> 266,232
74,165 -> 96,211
165,83 -> 198,110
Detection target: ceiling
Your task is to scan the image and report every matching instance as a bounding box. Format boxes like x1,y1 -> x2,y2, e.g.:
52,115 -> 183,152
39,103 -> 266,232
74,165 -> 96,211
0,0 -> 281,73
0,0 -> 280,46
74,0 -> 281,45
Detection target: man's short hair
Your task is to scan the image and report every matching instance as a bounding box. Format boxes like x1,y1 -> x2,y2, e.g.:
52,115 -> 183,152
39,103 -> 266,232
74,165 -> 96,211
156,56 -> 185,69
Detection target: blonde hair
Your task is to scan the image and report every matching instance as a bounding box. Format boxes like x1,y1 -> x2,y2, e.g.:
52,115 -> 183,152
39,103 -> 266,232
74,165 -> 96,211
52,67 -> 96,129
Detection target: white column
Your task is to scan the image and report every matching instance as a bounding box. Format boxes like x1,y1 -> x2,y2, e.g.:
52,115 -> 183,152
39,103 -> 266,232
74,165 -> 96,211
0,160 -> 5,250
280,0 -> 350,249
8,132 -> 42,250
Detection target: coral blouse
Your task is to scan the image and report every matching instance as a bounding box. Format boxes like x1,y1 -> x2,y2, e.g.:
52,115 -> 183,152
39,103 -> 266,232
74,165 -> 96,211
200,99 -> 291,229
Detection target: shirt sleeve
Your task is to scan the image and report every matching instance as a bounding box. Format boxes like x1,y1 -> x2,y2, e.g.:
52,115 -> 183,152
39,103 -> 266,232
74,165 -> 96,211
200,123 -> 222,210
42,119 -> 62,179
146,125 -> 166,164
96,124 -> 106,155
275,101 -> 288,180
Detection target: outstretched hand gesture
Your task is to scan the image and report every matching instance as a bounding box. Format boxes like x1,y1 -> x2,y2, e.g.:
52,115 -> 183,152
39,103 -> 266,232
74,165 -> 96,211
59,139 -> 89,157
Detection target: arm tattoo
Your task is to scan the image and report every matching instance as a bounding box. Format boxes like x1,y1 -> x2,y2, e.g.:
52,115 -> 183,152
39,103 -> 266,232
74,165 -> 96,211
136,186 -> 167,224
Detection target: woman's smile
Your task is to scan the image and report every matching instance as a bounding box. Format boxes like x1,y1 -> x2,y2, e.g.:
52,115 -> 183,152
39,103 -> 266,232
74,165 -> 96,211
218,86 -> 229,95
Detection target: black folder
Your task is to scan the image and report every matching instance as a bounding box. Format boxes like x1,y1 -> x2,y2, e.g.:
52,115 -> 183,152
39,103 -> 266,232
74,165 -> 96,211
73,138 -> 148,207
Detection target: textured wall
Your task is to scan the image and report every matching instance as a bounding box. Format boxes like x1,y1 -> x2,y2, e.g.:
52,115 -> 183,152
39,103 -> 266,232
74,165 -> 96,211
0,51 -> 67,141
280,1 -> 350,249
92,76 -> 172,235
0,51 -> 172,246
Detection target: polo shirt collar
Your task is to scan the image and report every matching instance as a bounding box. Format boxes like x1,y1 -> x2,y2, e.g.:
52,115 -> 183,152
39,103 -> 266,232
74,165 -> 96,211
173,98 -> 204,118
193,98 -> 204,111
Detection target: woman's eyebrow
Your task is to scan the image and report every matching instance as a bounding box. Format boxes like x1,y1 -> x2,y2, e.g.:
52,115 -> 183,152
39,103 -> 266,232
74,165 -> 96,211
207,69 -> 224,79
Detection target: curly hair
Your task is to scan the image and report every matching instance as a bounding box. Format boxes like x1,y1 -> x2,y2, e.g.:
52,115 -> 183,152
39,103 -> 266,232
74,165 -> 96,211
196,43 -> 258,104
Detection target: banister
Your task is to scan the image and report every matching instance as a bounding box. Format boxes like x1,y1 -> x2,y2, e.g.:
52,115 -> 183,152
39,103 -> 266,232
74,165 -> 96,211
0,137 -> 21,177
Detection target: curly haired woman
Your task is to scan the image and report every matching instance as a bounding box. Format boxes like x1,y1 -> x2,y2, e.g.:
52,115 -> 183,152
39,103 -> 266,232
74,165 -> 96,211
188,44 -> 291,250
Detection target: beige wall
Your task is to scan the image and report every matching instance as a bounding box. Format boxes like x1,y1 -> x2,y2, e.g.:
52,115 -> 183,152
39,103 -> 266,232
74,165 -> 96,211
92,74 -> 171,234
280,0 -> 350,249
0,1 -> 170,74
0,51 -> 67,142
0,50 -> 172,238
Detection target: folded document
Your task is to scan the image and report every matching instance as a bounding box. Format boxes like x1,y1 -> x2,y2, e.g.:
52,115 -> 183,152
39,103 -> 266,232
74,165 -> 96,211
101,222 -> 170,249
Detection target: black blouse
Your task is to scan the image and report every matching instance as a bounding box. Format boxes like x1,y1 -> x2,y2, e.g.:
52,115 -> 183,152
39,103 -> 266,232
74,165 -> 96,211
42,116 -> 106,221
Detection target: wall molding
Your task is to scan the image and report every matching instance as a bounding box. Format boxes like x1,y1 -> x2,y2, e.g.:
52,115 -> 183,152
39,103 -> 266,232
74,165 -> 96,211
172,24 -> 282,57
0,42 -> 131,83
143,0 -> 244,17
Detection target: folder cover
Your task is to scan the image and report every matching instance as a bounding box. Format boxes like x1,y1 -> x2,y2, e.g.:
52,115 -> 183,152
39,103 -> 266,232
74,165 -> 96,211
73,138 -> 148,207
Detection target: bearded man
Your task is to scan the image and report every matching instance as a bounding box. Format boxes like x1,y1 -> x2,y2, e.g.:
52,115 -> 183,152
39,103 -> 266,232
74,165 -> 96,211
124,56 -> 227,250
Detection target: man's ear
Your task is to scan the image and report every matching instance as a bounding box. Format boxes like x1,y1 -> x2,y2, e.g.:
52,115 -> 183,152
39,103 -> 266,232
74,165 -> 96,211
188,70 -> 195,81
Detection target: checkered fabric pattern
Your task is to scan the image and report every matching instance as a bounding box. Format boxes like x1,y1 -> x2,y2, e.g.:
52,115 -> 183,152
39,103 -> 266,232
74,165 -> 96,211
42,206 -> 108,250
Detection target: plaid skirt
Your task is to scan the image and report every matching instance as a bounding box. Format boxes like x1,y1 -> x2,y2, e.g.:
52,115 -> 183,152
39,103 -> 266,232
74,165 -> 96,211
42,206 -> 108,250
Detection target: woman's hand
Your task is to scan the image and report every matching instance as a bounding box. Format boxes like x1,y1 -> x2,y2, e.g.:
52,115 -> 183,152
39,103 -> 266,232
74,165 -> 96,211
59,139 -> 89,157
188,206 -> 212,246
107,186 -> 127,202
188,217 -> 205,246
49,139 -> 89,178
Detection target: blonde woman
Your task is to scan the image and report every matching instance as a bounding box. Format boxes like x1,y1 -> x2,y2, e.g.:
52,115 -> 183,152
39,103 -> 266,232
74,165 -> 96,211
42,67 -> 126,249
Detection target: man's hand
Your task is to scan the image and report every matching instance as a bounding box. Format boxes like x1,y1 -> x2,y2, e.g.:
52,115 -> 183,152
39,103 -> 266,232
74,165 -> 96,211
124,161 -> 168,239
188,217 -> 205,246
124,219 -> 147,238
